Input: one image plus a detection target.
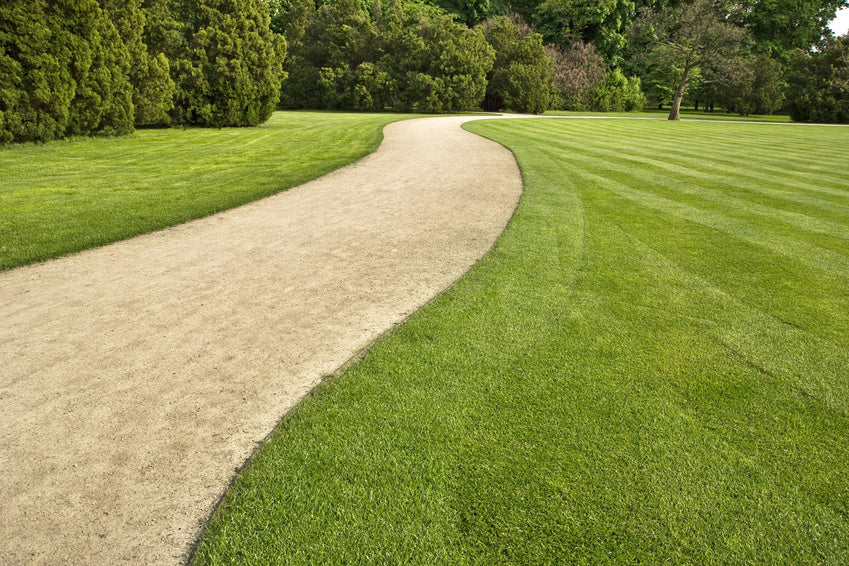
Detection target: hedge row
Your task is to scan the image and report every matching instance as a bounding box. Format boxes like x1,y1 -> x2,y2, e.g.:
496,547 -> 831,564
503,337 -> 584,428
0,0 -> 285,144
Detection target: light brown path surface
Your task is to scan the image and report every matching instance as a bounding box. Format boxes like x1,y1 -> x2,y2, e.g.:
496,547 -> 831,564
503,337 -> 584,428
0,116 -> 522,564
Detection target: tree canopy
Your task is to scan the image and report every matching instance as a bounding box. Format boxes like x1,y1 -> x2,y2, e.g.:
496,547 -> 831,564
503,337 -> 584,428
631,0 -> 748,120
1,0 -> 286,144
787,35 -> 849,123
3,0 -> 849,144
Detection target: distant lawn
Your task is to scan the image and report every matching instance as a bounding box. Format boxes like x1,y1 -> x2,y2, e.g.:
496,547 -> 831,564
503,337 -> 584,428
0,111 -> 412,271
545,108 -> 794,123
192,118 -> 849,564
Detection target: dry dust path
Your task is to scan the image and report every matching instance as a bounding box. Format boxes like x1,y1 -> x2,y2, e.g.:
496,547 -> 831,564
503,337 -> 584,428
0,116 -> 522,564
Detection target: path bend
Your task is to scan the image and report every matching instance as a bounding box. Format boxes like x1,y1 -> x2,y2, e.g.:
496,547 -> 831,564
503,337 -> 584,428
0,116 -> 522,564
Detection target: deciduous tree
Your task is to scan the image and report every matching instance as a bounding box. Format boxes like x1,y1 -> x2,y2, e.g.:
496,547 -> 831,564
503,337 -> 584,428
547,41 -> 606,110
632,0 -> 747,120
787,36 -> 849,123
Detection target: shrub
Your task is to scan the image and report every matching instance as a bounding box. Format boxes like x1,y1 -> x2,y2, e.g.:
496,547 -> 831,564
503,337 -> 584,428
483,16 -> 553,114
169,0 -> 287,127
278,0 -> 494,113
547,41 -> 606,111
787,37 -> 849,124
591,69 -> 646,112
0,0 -> 75,143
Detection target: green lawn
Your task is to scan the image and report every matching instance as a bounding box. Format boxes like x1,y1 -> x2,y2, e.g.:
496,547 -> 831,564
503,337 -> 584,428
0,111 -> 411,271
192,118 -> 849,564
545,108 -> 794,122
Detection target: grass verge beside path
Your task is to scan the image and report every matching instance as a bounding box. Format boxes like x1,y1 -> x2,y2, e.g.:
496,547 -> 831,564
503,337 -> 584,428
0,111 -> 412,271
197,117 -> 849,564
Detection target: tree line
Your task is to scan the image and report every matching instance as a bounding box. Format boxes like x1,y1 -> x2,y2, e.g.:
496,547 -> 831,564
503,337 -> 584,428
1,0 -> 847,145
1,0 -> 285,144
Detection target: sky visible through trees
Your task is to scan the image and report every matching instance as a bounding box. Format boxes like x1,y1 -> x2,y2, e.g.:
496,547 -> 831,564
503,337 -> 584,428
831,7 -> 849,34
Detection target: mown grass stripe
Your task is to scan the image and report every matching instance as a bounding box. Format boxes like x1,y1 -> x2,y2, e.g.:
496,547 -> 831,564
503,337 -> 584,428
529,120 -> 849,206
534,143 -> 849,277
620,229 -> 849,415
539,143 -> 849,254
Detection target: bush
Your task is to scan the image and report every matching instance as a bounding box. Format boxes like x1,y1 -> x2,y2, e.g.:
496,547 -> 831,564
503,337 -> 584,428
547,42 -> 606,111
102,0 -> 176,127
0,0 -> 75,144
391,15 -> 493,112
591,69 -> 646,112
483,17 -> 553,114
1,0 -> 133,144
278,0 -> 494,113
169,0 -> 287,127
787,37 -> 849,124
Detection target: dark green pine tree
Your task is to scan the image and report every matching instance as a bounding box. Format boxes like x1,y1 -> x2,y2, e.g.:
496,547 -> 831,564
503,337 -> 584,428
46,0 -> 134,136
170,0 -> 287,127
101,0 -> 176,126
0,0 -> 75,143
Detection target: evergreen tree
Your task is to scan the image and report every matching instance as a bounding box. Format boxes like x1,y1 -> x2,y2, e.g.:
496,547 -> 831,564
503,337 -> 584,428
102,0 -> 175,126
292,0 -> 377,110
47,0 -> 134,136
0,0 -> 75,143
169,0 -> 287,127
379,4 -> 495,112
141,0 -> 184,60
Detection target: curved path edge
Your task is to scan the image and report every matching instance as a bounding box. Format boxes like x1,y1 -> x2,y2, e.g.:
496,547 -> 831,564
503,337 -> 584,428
0,116 -> 522,564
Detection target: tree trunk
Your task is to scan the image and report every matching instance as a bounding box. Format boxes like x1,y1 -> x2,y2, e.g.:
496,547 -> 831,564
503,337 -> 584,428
668,61 -> 691,121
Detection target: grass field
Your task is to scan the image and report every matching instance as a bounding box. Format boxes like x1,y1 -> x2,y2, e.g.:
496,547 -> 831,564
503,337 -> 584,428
0,111 -> 411,271
192,118 -> 849,564
545,108 -> 795,122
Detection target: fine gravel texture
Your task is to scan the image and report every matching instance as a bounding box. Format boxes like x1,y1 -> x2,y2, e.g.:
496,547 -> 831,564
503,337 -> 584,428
0,116 -> 522,564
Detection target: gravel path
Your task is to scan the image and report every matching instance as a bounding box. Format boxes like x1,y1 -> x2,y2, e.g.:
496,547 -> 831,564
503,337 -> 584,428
0,116 -> 522,564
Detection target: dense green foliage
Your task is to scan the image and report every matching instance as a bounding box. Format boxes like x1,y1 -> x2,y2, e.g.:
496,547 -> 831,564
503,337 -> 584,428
265,0 -> 845,119
1,0 -> 133,143
5,0 -> 845,133
192,117 -> 849,564
483,17 -> 553,113
1,0 -> 285,144
168,0 -> 287,126
0,1 -> 74,144
0,111 -> 412,270
105,0 -> 176,126
591,67 -> 646,111
275,0 -> 493,112
787,36 -> 849,123
743,0 -> 847,61
59,0 -> 135,137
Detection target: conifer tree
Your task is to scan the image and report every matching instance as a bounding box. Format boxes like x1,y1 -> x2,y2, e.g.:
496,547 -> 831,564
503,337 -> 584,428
47,0 -> 134,136
169,0 -> 287,127
0,0 -> 75,143
102,0 -> 175,126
